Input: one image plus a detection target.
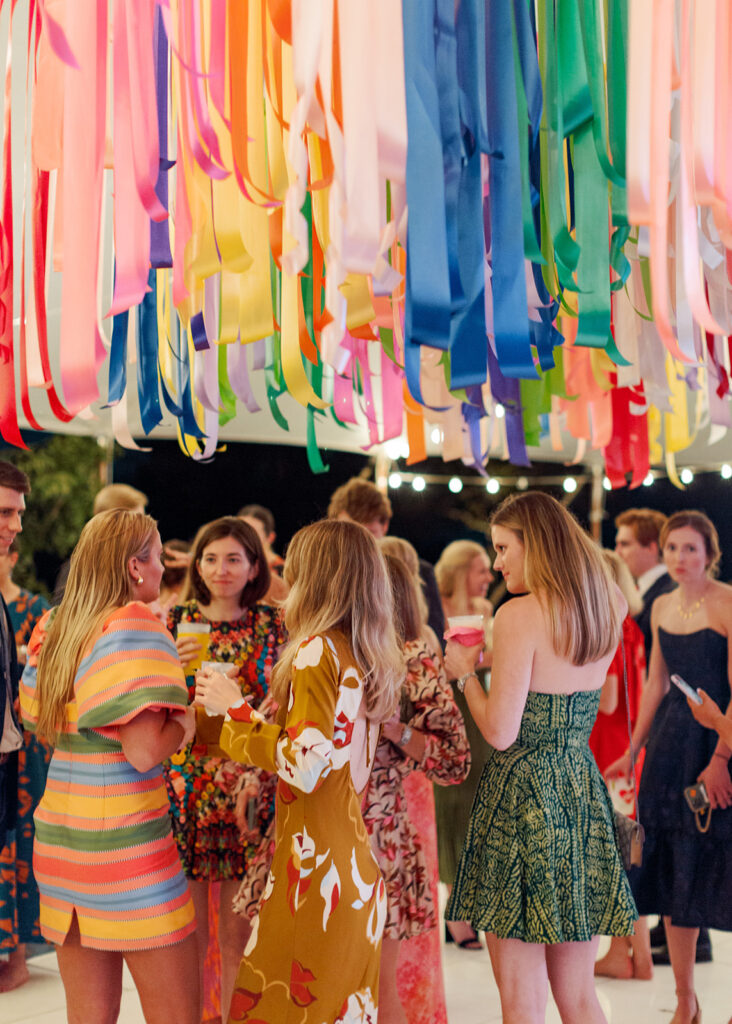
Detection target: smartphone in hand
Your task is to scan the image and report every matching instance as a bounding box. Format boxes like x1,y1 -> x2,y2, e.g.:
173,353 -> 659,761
671,673 -> 703,705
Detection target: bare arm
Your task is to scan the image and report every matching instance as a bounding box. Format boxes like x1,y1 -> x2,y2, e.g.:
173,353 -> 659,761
598,673 -> 619,715
119,708 -> 193,774
445,599 -> 533,751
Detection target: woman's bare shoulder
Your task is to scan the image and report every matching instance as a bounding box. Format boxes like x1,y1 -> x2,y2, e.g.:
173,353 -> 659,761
494,593 -> 541,626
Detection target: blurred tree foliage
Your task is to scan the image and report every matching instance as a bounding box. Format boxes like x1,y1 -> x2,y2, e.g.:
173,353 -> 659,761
3,436 -> 102,599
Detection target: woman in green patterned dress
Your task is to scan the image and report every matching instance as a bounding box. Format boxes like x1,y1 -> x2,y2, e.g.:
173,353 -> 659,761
444,492 -> 637,1024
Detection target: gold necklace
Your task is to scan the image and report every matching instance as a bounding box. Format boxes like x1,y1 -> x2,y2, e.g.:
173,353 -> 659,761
677,595 -> 706,620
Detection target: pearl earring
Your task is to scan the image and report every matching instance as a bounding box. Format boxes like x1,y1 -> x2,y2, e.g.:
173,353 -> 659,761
137,576 -> 144,585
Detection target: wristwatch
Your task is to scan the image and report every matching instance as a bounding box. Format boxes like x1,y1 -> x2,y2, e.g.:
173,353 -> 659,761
457,672 -> 479,694
396,724 -> 413,747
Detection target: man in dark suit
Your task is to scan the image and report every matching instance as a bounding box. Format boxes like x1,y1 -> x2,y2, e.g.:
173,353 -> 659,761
614,507 -> 712,965
0,461 -> 30,850
615,508 -> 676,665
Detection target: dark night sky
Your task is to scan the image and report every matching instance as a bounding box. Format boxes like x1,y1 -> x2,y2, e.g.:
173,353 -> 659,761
113,439 -> 732,583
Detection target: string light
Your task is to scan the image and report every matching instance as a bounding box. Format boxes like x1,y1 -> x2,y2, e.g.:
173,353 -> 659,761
603,476 -> 612,491
563,477 -> 577,493
388,472 -> 402,489
430,427 -> 442,444
412,476 -> 426,492
494,404 -> 505,419
383,437 -> 409,461
486,478 -> 500,494
448,477 -> 463,494
516,476 -> 529,490
722,464 -> 732,480
680,468 -> 694,485
643,472 -> 654,487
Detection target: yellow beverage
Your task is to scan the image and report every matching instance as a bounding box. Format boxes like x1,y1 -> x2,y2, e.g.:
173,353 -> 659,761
176,622 -> 211,674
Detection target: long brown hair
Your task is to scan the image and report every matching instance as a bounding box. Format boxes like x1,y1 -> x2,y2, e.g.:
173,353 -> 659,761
383,553 -> 422,644
271,520 -> 403,721
36,510 -> 159,743
660,510 -> 721,577
182,516 -> 270,607
491,492 -> 622,665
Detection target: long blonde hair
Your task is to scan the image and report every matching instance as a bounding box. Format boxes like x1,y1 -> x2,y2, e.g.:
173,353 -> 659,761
434,539 -> 488,613
36,510 -> 159,743
492,492 -> 622,665
602,549 -> 642,618
271,520 -> 403,722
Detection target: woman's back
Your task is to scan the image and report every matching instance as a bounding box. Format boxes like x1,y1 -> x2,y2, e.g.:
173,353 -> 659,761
507,593 -> 621,695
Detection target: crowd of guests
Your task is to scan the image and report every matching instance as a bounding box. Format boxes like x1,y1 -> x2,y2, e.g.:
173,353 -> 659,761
0,464 -> 730,1024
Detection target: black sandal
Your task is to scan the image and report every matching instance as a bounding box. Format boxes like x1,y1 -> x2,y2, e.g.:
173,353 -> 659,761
444,922 -> 482,950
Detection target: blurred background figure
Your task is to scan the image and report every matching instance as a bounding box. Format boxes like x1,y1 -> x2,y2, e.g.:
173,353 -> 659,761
148,539 -> 191,624
237,504 -> 288,604
0,540 -> 49,992
433,539 -> 494,950
591,550 -> 652,981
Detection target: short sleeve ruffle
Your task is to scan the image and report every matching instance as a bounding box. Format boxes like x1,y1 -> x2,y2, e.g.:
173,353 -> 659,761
75,602 -> 188,739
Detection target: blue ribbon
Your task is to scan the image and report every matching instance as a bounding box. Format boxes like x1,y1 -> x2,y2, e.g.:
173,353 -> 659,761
136,270 -> 163,434
107,308 -> 128,405
190,311 -> 209,352
485,0 -> 537,379
487,343 -> 530,465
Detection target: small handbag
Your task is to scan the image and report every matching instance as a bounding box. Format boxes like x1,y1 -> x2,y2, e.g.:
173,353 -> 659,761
613,634 -> 645,872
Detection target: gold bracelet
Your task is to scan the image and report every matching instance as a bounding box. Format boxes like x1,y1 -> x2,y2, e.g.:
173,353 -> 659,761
457,672 -> 479,694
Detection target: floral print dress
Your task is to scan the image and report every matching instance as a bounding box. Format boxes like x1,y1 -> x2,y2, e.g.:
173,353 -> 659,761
361,637 -> 470,940
164,600 -> 285,881
220,631 -> 386,1024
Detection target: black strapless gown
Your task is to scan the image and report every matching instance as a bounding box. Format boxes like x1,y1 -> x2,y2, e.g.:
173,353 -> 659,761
631,628 -> 732,929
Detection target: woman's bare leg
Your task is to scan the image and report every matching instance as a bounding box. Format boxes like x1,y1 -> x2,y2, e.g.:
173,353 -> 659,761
546,936 -> 606,1024
485,933 -> 548,1024
189,880 -> 209,1022
218,880 -> 252,1022
377,938 -> 407,1024
664,919 -> 699,1024
629,917 -> 653,980
0,944 -> 30,991
593,936 -> 633,979
125,933 -> 199,1024
55,914 -> 123,1024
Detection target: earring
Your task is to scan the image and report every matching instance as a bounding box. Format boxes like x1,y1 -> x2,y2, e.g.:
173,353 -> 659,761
137,576 -> 144,585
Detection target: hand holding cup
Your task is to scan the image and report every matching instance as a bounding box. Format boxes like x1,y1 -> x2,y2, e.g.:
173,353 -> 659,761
195,662 -> 242,717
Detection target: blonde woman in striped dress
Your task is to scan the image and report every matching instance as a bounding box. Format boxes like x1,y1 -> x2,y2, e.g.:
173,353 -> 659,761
20,510 -> 199,1024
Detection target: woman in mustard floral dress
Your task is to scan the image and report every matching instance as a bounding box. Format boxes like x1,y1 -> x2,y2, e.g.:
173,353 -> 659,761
163,517 -> 285,1022
196,520 -> 404,1024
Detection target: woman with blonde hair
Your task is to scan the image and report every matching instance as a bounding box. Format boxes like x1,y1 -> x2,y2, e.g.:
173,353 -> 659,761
607,510 -> 732,1024
445,492 -> 637,1024
195,519 -> 403,1022
20,510 -> 198,1024
434,538 -> 494,949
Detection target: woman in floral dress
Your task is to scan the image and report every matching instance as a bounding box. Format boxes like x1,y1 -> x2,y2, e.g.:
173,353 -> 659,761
195,519 -> 404,1024
164,517 -> 285,1022
363,554 -> 470,1023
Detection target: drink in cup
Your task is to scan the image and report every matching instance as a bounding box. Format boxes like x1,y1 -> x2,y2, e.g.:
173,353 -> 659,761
199,661 -> 238,716
176,621 -> 211,673
194,660 -> 236,747
447,615 -> 484,632
445,615 -> 485,656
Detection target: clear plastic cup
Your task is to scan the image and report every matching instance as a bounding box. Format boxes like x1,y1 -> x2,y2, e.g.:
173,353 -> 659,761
199,660 -> 237,715
176,621 -> 211,673
447,615 -> 484,631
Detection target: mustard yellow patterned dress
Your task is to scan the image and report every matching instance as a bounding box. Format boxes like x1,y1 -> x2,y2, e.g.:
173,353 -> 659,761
220,631 -> 386,1024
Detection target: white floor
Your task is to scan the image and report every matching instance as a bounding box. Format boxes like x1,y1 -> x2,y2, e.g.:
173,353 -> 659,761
2,930 -> 732,1023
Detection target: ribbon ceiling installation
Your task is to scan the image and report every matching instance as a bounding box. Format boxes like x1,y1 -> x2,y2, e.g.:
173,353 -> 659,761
2,0 -> 732,483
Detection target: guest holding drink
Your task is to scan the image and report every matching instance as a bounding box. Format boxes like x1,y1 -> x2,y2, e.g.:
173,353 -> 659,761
195,519 -> 403,1023
164,517 -> 285,1022
445,493 -> 636,1024
20,510 -> 198,1024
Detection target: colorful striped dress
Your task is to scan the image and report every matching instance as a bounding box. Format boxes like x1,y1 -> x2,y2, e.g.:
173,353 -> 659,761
19,602 -> 196,951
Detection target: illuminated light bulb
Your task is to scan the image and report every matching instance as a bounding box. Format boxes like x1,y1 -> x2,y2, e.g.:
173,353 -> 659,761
448,477 -> 463,494
603,476 -> 611,491
486,478 -> 500,495
563,477 -> 577,493
680,467 -> 694,485
721,464 -> 732,480
494,404 -> 505,419
384,438 -> 404,461
643,472 -> 654,487
412,476 -> 426,492
430,427 -> 442,445
388,472 -> 402,489
516,476 -> 529,491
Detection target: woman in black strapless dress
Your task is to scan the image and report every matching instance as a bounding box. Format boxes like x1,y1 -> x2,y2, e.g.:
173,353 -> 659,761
607,511 -> 732,1024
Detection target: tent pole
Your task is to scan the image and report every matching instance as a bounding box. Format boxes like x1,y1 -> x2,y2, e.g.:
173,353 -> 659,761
589,463 -> 605,542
